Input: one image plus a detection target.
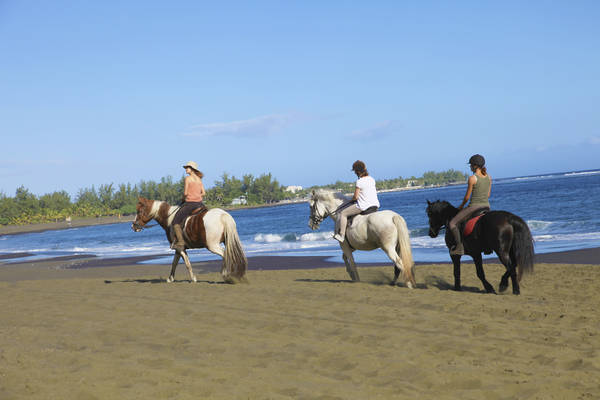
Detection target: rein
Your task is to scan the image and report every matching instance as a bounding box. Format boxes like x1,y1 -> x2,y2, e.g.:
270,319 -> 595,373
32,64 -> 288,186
133,204 -> 181,231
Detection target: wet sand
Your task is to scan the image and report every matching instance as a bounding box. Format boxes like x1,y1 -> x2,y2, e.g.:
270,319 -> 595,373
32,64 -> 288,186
1,253 -> 599,399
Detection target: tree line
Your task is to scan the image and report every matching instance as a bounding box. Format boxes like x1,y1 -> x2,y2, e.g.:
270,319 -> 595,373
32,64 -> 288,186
0,169 -> 466,226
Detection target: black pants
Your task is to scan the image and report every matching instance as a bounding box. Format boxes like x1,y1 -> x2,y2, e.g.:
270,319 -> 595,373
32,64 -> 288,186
173,202 -> 205,226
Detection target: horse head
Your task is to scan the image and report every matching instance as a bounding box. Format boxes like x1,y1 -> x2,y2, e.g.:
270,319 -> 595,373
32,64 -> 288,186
132,197 -> 155,232
308,189 -> 344,230
425,199 -> 452,238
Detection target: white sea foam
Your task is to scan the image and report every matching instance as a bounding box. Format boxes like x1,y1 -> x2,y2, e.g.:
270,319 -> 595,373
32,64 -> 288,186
564,170 -> 600,177
527,220 -> 553,231
254,231 -> 334,243
533,231 -> 600,243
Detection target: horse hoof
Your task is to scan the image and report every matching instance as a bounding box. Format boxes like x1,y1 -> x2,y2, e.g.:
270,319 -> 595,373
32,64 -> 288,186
499,284 -> 508,293
406,282 -> 414,289
191,276 -> 197,283
167,277 -> 174,283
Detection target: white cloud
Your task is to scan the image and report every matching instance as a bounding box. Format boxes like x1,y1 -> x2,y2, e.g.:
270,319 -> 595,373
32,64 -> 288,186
182,113 -> 297,138
348,120 -> 401,140
587,136 -> 600,145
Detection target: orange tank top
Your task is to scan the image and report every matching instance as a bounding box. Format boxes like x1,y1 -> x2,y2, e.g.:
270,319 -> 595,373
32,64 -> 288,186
185,178 -> 204,202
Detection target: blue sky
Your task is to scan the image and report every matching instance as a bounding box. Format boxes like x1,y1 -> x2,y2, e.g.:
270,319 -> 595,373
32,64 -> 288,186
1,1 -> 599,197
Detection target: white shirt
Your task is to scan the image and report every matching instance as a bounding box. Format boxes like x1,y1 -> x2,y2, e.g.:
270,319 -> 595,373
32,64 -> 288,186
355,176 -> 380,211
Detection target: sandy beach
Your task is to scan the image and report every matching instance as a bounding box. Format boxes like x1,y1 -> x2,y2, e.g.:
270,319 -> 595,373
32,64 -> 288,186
1,250 -> 599,399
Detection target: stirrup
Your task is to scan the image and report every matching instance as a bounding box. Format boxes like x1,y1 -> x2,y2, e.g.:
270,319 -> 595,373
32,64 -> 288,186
450,244 -> 464,256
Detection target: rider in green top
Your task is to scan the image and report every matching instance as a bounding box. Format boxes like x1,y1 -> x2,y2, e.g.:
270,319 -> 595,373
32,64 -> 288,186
448,154 -> 492,255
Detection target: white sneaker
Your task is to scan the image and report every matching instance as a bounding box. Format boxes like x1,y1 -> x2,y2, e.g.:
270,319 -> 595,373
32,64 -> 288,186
333,233 -> 345,243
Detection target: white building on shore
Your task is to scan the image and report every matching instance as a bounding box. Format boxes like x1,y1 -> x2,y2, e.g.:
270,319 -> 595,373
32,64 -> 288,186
285,185 -> 303,194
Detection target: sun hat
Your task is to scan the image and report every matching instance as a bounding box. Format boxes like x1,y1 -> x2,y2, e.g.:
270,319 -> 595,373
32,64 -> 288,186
468,154 -> 485,167
183,161 -> 200,172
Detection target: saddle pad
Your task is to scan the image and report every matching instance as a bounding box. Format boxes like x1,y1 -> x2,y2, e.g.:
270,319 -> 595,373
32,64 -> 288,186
463,214 -> 483,237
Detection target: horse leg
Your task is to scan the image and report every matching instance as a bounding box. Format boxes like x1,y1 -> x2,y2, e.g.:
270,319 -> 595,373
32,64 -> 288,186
179,250 -> 197,283
499,271 -> 511,293
472,253 -> 495,294
341,245 -> 360,281
382,245 -> 412,289
451,254 -> 462,291
497,251 -> 520,295
168,252 -> 181,283
207,243 -> 231,282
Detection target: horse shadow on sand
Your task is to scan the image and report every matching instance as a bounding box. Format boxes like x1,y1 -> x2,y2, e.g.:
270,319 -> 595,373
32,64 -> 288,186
104,277 -> 227,285
424,275 -> 484,293
296,270 -> 429,289
297,270 -> 484,292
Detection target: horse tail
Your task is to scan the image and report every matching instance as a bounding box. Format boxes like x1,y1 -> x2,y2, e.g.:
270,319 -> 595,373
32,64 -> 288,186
393,215 -> 415,286
510,214 -> 535,281
221,212 -> 248,283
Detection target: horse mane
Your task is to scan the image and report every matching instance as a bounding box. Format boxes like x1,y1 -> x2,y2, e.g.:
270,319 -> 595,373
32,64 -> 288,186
312,189 -> 348,202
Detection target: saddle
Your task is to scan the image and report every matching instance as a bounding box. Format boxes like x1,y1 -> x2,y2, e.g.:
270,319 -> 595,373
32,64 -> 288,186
460,207 -> 490,238
189,205 -> 207,217
347,206 -> 379,228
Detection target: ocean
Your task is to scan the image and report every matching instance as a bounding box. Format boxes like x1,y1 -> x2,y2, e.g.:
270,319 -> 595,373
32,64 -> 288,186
1,169 -> 599,265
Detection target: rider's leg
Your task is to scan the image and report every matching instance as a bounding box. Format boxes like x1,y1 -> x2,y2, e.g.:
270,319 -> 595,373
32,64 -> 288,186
171,224 -> 186,252
448,207 -> 472,255
334,204 -> 361,242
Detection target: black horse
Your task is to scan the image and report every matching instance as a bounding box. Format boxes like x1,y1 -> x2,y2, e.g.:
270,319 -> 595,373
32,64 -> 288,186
425,200 -> 534,295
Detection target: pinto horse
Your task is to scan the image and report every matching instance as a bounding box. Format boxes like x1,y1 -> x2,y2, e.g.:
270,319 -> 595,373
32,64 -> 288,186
426,200 -> 534,294
132,197 -> 247,283
309,190 -> 415,287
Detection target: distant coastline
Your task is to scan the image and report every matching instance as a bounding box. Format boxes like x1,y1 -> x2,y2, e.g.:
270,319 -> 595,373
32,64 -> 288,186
0,182 -> 463,236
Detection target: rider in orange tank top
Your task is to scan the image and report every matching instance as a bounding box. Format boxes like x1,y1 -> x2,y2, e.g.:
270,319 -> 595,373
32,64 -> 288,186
171,161 -> 206,252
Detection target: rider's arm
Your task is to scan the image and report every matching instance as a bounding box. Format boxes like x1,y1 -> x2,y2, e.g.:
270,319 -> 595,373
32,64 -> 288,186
351,187 -> 360,202
458,175 -> 477,209
487,176 -> 492,198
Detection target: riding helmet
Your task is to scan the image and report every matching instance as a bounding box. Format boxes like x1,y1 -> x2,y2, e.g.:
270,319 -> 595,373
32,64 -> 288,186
468,154 -> 485,167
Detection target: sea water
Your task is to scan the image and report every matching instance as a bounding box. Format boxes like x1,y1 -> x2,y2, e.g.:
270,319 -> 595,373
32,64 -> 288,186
1,170 -> 599,265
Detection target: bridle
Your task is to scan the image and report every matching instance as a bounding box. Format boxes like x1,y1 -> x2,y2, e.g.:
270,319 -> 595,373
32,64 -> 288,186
132,215 -> 156,231
426,204 -> 447,238
309,200 -> 330,227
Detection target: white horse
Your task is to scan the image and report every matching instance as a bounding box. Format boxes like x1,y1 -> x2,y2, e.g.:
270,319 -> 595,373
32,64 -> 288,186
132,197 -> 247,283
308,190 -> 416,288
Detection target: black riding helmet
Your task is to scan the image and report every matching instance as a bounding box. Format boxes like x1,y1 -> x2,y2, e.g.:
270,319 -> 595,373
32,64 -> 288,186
468,154 -> 485,167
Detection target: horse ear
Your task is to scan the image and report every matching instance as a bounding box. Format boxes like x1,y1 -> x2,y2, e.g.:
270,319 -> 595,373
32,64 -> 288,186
427,200 -> 431,205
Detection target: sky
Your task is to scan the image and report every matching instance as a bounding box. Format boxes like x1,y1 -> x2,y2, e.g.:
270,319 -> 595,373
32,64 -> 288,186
1,1 -> 599,198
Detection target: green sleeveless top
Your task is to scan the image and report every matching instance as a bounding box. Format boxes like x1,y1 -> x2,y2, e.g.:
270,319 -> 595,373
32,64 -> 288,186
470,175 -> 490,207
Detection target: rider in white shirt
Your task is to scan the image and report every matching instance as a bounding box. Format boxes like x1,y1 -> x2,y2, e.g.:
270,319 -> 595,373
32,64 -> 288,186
333,160 -> 380,243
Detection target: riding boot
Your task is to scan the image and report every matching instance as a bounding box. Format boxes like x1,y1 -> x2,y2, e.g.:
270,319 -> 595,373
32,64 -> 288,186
171,224 -> 186,252
333,232 -> 345,243
450,226 -> 464,255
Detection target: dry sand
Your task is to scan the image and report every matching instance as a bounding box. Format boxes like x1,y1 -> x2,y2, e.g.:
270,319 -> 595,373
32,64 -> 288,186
1,256 -> 599,399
